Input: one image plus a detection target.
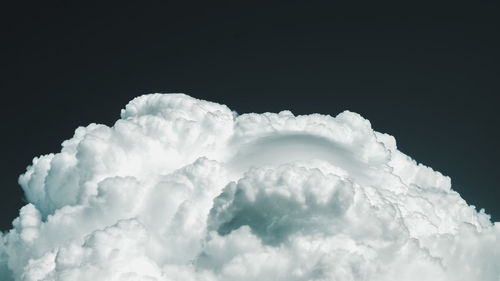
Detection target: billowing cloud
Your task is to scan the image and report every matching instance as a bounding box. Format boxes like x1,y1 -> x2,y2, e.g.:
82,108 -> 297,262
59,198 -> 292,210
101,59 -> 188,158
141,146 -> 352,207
1,94 -> 499,280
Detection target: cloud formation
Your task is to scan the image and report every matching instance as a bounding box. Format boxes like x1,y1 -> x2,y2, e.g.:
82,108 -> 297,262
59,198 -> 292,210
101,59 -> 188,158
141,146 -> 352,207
1,94 -> 499,280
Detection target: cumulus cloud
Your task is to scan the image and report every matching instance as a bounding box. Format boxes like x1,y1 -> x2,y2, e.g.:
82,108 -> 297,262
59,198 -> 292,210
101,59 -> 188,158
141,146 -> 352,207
1,93 -> 499,280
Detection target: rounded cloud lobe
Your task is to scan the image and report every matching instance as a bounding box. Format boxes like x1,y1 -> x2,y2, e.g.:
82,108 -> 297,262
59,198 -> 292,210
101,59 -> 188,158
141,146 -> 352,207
1,94 -> 499,280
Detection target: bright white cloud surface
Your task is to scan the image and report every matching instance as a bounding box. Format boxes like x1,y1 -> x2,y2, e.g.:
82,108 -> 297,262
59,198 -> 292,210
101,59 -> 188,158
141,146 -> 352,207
1,94 -> 498,281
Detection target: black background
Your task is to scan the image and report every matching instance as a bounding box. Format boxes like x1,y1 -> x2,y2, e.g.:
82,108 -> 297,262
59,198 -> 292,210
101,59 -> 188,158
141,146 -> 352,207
1,1 -> 499,231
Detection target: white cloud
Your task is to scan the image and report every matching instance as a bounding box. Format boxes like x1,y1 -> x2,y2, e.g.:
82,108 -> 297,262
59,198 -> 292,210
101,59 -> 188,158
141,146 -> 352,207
1,93 -> 499,280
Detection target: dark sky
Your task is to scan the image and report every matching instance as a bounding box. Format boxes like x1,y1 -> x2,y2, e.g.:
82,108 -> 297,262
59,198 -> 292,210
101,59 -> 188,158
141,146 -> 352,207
1,1 -> 499,231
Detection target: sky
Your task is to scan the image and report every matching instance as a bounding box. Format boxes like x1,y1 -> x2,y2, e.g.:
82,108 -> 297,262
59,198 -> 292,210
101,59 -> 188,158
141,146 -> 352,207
1,0 -> 499,234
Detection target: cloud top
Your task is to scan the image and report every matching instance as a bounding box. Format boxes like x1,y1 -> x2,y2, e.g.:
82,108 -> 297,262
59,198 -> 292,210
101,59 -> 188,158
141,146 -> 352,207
1,94 -> 498,280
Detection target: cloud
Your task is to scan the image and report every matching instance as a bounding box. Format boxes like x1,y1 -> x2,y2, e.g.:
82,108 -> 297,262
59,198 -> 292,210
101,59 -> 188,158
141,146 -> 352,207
1,93 -> 499,280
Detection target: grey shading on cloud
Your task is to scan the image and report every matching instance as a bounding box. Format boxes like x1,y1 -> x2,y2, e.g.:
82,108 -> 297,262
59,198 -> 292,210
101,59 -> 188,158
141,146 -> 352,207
1,94 -> 498,281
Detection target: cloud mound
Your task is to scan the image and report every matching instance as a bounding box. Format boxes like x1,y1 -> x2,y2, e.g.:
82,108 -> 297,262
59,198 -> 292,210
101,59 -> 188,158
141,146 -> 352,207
1,94 -> 499,280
